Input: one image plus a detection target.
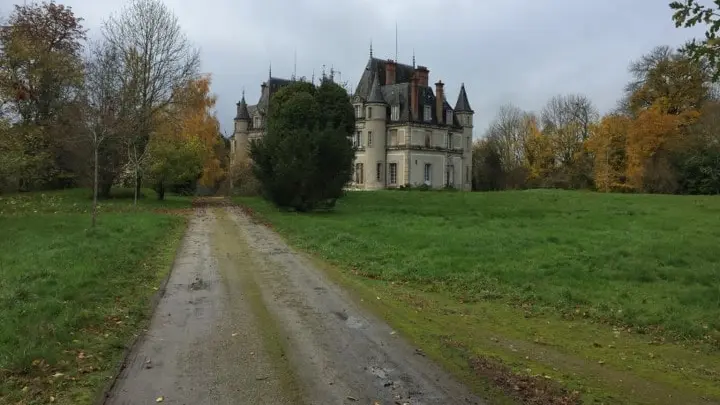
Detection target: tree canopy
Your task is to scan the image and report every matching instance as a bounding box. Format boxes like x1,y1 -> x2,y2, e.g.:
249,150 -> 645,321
250,78 -> 355,211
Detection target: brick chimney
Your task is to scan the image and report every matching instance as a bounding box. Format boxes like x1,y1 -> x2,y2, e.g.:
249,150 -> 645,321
435,80 -> 444,123
410,73 -> 419,120
385,59 -> 396,85
415,65 -> 429,87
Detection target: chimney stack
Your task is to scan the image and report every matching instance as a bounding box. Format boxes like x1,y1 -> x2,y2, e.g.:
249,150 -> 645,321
410,73 -> 419,120
435,80 -> 444,123
385,59 -> 396,85
415,65 -> 429,87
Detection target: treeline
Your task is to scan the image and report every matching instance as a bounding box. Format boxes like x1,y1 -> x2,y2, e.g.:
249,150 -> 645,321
473,45 -> 720,195
0,0 -> 227,200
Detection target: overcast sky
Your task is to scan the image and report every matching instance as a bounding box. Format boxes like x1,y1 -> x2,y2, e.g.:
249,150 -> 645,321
0,0 -> 708,138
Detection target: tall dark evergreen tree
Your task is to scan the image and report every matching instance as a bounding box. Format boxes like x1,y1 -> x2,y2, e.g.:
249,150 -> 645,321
250,78 -> 355,211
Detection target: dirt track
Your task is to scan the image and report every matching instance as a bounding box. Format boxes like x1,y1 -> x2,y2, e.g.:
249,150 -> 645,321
103,204 -> 484,405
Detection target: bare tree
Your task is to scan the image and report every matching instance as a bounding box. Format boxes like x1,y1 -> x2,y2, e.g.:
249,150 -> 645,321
485,104 -> 534,171
102,0 -> 200,200
541,94 -> 599,165
83,40 -> 126,226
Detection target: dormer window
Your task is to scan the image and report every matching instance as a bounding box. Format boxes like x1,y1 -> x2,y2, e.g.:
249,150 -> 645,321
446,111 -> 453,125
391,105 -> 399,121
254,116 -> 261,128
355,105 -> 362,118
424,105 -> 431,122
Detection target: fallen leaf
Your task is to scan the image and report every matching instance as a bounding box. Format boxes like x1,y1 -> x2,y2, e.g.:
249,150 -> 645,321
231,333 -> 238,337
156,396 -> 164,402
50,396 -> 56,402
52,372 -> 64,378
21,386 -> 29,393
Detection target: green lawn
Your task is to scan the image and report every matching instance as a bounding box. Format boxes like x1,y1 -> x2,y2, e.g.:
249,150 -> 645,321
0,188 -> 189,405
236,190 -> 720,404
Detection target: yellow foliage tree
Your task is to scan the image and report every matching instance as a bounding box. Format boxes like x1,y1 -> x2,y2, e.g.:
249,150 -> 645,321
586,115 -> 631,192
625,104 -> 699,192
523,114 -> 555,183
161,75 -> 225,190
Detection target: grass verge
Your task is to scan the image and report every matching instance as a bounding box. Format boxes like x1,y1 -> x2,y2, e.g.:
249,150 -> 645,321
234,190 -> 720,404
0,188 -> 189,405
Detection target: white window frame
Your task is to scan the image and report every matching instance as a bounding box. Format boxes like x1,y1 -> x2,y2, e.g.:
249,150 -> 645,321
355,105 -> 362,118
424,163 -> 432,184
391,105 -> 400,121
424,105 -> 431,122
367,106 -> 372,119
353,131 -> 362,147
254,116 -> 260,128
389,163 -> 398,185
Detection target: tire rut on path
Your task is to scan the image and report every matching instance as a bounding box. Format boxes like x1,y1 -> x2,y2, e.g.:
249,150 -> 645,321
104,204 -> 484,405
223,206 -> 483,405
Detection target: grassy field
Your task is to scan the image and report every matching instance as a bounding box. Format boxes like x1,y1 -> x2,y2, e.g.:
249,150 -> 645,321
236,190 -> 720,404
0,189 -> 189,405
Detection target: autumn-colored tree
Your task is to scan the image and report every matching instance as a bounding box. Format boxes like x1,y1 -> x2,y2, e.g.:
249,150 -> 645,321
586,115 -> 631,192
103,0 -> 200,198
625,105 -> 699,193
622,46 -> 711,117
523,114 -> 555,184
145,76 -> 223,198
0,1 -> 87,190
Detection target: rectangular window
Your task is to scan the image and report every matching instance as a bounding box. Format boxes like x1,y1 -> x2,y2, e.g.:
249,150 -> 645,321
424,105 -> 431,122
376,162 -> 382,181
355,105 -> 362,118
353,131 -> 362,147
254,116 -> 260,128
389,163 -> 397,184
391,105 -> 400,121
368,131 -> 373,147
446,111 -> 453,125
447,133 -> 453,149
424,163 -> 432,184
367,107 -> 372,119
354,163 -> 364,184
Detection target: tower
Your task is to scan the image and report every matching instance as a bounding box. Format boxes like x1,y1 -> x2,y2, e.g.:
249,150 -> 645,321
364,71 -> 387,189
454,83 -> 474,190
233,92 -> 251,163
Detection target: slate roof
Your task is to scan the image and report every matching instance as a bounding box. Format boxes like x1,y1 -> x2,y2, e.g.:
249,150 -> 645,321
366,71 -> 385,104
234,94 -> 250,121
353,56 -> 464,126
454,83 -> 473,113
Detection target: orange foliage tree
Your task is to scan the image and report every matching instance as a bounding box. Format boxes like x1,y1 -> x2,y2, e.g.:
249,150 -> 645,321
172,75 -> 225,189
586,115 -> 631,192
625,105 -> 699,193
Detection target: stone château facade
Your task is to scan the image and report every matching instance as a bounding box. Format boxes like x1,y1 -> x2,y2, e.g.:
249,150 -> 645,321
230,54 -> 474,190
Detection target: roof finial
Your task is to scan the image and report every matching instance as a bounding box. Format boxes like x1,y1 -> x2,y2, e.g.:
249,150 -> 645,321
269,62 -> 272,79
242,87 -> 245,101
369,39 -> 373,58
395,22 -> 398,62
412,49 -> 416,68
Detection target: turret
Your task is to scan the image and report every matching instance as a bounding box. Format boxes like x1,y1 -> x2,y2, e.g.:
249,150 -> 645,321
454,83 -> 474,190
364,72 -> 387,189
233,93 -> 251,162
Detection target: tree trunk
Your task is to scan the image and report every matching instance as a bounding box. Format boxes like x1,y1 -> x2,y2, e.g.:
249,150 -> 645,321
92,144 -> 98,228
157,180 -> 165,200
135,171 -> 142,203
